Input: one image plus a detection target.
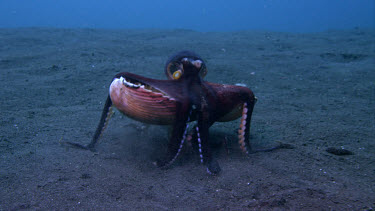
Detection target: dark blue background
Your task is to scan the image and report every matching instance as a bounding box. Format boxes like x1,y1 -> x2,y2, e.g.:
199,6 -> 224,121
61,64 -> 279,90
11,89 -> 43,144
0,0 -> 373,32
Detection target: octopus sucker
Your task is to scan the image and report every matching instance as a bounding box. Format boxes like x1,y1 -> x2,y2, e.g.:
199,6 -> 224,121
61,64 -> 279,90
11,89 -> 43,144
164,122 -> 189,167
196,126 -> 204,163
241,119 -> 247,127
162,109 -> 194,168
101,106 -> 114,135
242,114 -> 247,120
237,102 -> 250,153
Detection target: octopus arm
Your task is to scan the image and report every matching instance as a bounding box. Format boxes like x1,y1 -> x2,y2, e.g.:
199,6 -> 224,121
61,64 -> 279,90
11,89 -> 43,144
155,100 -> 191,168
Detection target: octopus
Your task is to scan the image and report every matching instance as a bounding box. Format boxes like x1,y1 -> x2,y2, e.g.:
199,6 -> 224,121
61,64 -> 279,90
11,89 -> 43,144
67,51 -> 289,174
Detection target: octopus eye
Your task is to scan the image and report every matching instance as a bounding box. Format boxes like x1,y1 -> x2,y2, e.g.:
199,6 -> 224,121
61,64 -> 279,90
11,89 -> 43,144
172,70 -> 182,79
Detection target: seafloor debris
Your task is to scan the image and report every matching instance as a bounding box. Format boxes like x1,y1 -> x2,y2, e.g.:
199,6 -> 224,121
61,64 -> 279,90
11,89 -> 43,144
326,147 -> 354,156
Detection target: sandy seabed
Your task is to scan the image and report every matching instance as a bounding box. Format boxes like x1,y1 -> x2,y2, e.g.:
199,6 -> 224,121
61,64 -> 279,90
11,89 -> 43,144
0,28 -> 374,210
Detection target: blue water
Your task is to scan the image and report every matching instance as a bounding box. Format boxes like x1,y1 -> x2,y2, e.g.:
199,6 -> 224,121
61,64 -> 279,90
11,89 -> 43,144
0,0 -> 373,32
